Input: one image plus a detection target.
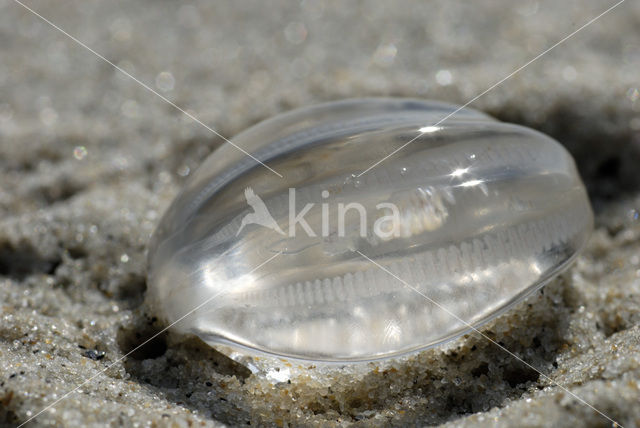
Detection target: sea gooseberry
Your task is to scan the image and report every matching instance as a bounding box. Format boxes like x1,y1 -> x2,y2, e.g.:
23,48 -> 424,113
146,98 -> 593,362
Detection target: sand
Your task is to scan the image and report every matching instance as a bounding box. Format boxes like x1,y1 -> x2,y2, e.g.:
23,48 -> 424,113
1,0 -> 639,426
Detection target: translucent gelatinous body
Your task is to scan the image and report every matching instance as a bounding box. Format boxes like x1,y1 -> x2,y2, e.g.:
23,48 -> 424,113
147,98 -> 593,362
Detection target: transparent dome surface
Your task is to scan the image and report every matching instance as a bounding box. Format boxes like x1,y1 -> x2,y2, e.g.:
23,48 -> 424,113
147,98 -> 593,362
